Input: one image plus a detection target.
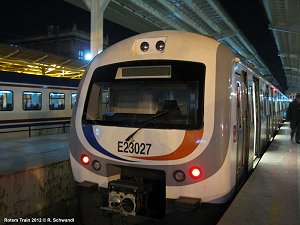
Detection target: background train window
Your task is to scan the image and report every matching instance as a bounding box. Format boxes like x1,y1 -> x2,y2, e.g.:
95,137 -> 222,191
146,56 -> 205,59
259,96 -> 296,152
23,92 -> 42,110
71,93 -> 77,109
49,92 -> 65,110
0,90 -> 13,111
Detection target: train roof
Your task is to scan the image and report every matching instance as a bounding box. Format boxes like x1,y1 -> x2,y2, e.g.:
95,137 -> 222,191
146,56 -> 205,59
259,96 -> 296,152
0,71 -> 79,88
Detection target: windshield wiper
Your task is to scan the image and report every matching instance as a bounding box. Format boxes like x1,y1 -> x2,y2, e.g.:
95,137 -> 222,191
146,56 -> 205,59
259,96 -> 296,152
125,105 -> 184,142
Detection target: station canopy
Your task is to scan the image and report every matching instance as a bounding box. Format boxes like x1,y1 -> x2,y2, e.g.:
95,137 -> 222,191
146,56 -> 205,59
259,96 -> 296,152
0,43 -> 86,79
1,0 -> 288,86
263,0 -> 300,94
69,0 -> 272,77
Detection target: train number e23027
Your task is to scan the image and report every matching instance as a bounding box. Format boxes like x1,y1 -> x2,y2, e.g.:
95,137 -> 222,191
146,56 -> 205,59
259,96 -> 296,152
118,141 -> 152,155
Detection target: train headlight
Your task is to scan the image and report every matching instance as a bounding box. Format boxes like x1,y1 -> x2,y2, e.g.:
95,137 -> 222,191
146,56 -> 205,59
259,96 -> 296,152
92,160 -> 101,170
156,40 -> 165,51
81,154 -> 90,165
173,170 -> 186,182
189,167 -> 202,179
140,42 -> 149,52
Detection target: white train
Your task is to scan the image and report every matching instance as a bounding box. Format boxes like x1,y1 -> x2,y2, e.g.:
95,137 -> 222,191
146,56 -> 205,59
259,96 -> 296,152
0,72 -> 78,139
69,31 -> 289,219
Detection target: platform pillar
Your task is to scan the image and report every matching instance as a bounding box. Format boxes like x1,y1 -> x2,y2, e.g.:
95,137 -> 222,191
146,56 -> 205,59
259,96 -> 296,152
84,0 -> 110,58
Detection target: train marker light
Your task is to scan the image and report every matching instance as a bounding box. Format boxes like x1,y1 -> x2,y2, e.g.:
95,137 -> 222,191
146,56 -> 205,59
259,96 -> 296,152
81,154 -> 90,165
173,170 -> 186,182
140,42 -> 149,52
189,167 -> 202,179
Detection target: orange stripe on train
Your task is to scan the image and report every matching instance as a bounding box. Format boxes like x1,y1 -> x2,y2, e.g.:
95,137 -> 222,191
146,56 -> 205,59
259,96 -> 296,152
129,129 -> 204,160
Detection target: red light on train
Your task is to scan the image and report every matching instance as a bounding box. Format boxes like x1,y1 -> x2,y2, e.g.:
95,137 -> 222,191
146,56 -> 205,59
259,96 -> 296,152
189,167 -> 202,179
81,154 -> 90,165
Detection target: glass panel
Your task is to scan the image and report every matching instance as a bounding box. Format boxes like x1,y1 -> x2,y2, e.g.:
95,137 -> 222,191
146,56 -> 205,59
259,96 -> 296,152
84,81 -> 201,130
236,82 -> 242,129
23,92 -> 42,110
0,90 -> 13,111
71,93 -> 77,109
49,92 -> 65,110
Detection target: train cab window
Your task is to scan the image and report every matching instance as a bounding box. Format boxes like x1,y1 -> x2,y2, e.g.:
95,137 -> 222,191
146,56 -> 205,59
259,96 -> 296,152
84,81 -> 201,130
0,90 -> 13,111
23,92 -> 42,111
83,60 -> 205,130
71,93 -> 77,109
49,92 -> 65,110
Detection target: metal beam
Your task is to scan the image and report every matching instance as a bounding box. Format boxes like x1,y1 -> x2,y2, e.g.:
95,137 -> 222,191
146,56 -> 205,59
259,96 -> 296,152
284,66 -> 300,72
126,0 -> 188,31
269,25 -> 300,34
110,0 -> 164,31
182,0 -> 221,35
158,0 -> 208,35
2,50 -> 19,59
31,55 -> 48,63
279,53 -> 300,60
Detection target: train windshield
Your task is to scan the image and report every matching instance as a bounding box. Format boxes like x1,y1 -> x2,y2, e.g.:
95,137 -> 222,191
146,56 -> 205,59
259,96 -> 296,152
83,61 -> 205,130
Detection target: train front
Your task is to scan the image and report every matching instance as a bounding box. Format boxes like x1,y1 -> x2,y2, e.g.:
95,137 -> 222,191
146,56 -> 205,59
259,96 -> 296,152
70,31 -> 234,218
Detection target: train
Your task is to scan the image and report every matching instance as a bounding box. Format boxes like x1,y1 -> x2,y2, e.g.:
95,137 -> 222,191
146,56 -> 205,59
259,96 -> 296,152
0,72 -> 79,140
69,31 -> 289,220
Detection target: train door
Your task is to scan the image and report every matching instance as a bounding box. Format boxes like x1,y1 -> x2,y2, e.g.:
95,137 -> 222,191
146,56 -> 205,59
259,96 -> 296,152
253,78 -> 261,158
270,88 -> 275,136
253,78 -> 261,160
235,71 -> 250,180
259,85 -> 266,151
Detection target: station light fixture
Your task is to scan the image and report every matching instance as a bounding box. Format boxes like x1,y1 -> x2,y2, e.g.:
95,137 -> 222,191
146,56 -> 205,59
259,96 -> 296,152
84,53 -> 92,61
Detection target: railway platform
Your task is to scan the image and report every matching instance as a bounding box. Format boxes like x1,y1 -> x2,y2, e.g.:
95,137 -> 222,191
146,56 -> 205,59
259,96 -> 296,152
0,134 -> 78,225
218,122 -> 300,225
0,133 -> 69,175
1,122 -> 299,225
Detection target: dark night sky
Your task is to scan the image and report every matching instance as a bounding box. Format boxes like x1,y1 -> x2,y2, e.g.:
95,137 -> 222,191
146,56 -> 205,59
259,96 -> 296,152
0,0 -> 136,44
0,0 -> 287,90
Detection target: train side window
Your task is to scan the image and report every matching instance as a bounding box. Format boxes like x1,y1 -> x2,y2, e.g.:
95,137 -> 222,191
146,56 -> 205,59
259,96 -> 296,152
265,87 -> 269,116
236,82 -> 242,128
249,86 -> 254,124
71,93 -> 77,109
23,91 -> 42,111
260,89 -> 264,116
49,92 -> 65,110
0,90 -> 13,111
